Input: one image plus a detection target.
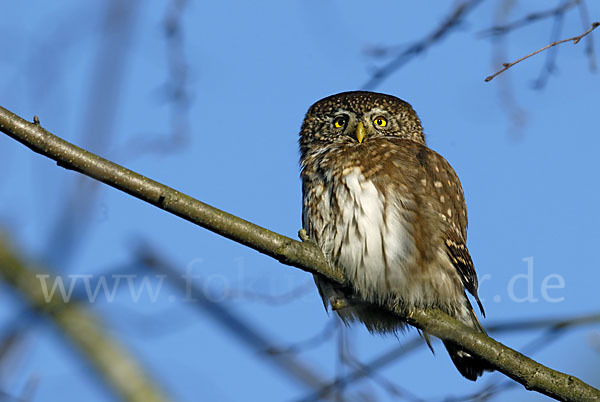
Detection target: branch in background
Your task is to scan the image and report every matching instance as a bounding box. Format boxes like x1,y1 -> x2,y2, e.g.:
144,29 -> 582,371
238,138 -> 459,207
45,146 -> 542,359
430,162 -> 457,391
0,236 -> 170,402
576,0 -> 597,71
444,330 -> 582,401
120,0 -> 192,159
444,314 -> 600,401
43,0 -> 140,268
336,338 -> 423,402
275,319 -> 338,355
480,0 -> 579,37
303,312 -> 600,400
135,244 -> 328,390
0,106 -> 599,401
0,317 -> 37,400
298,336 -> 427,402
485,22 -> 600,82
484,0 -> 530,137
531,2 -> 568,89
361,0 -> 483,90
223,280 -> 314,304
487,312 -> 600,333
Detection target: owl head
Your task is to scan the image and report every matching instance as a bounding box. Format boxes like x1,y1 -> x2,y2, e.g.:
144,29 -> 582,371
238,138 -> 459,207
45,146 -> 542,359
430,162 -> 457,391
299,91 -> 424,155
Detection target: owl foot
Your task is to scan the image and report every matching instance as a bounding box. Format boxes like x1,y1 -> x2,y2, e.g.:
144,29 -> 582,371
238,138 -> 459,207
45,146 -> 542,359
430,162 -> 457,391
329,297 -> 348,311
298,228 -> 310,242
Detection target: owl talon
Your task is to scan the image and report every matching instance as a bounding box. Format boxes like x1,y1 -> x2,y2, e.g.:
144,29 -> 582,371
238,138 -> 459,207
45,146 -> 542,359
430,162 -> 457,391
330,297 -> 348,311
298,228 -> 310,242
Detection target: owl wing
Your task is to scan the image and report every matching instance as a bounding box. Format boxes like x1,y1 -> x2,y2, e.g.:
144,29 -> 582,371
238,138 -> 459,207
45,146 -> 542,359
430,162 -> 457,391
413,143 -> 485,316
443,227 -> 484,316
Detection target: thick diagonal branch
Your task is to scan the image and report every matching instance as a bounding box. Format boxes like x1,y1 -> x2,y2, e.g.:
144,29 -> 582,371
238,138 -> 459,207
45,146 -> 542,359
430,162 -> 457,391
0,106 -> 598,402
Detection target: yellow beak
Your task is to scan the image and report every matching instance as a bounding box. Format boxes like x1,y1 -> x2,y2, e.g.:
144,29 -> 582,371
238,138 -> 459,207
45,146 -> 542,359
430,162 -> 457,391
356,122 -> 366,143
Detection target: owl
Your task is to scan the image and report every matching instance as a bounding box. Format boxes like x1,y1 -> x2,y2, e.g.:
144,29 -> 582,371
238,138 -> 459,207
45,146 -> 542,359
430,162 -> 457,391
299,91 -> 490,380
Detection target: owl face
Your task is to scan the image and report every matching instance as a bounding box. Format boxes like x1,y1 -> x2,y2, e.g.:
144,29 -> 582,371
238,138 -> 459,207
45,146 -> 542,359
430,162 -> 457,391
299,91 -> 425,155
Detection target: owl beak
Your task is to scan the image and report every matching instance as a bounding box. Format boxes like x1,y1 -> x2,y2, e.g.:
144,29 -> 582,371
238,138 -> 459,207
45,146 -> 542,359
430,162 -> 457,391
355,122 -> 366,143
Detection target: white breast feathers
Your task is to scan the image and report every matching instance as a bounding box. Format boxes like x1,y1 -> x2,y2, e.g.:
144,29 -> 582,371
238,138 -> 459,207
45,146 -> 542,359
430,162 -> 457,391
328,168 -> 418,304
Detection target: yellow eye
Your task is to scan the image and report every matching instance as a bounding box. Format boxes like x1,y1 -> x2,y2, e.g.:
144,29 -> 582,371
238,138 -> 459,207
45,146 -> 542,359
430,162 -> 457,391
373,116 -> 387,127
333,116 -> 347,128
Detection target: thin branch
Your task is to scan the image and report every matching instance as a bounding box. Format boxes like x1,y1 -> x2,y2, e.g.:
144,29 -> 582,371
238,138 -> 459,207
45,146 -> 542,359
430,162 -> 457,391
485,22 -> 600,82
0,106 -> 599,401
480,0 -> 579,37
275,319 -> 338,355
487,0 -> 528,137
577,0 -> 597,71
337,336 -> 424,402
225,280 -> 314,304
362,0 -> 483,90
136,244 -> 328,390
531,1 -> 568,89
486,312 -> 600,332
43,0 -> 140,268
442,316 -> 600,402
119,0 -> 191,158
306,312 -> 600,399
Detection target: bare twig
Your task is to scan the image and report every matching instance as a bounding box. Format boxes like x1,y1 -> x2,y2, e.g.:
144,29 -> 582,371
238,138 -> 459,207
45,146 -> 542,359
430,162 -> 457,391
297,336 -> 426,402
362,0 -> 483,90
577,0 -> 597,71
487,0 -> 528,137
480,0 -> 579,37
226,281 -> 314,304
485,22 -> 600,82
120,0 -> 191,158
43,0 -> 140,267
531,1 -> 568,89
0,106 -> 599,401
486,312 -> 600,332
136,245 -> 328,390
337,336 -> 424,402
443,315 -> 600,401
276,319 -> 338,355
304,312 -> 600,400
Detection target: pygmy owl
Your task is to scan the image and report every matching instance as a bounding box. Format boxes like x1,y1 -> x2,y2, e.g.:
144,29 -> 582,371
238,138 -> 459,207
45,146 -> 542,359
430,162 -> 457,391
299,91 -> 490,380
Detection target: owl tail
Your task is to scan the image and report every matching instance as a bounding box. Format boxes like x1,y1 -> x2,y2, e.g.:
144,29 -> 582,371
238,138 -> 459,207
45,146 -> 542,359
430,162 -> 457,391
442,306 -> 493,381
443,340 -> 490,381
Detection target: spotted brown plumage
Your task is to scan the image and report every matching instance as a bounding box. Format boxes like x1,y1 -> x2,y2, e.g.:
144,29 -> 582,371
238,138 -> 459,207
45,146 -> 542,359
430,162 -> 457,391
299,91 -> 491,380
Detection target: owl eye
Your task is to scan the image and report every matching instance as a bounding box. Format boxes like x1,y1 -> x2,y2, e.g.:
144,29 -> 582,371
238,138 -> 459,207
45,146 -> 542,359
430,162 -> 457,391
373,116 -> 387,127
333,116 -> 347,129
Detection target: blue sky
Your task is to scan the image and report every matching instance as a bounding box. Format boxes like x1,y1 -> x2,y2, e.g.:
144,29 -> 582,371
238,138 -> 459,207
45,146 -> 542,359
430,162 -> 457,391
0,1 -> 599,401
